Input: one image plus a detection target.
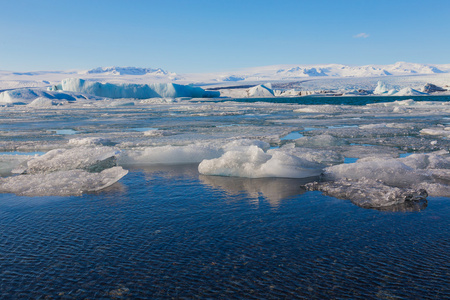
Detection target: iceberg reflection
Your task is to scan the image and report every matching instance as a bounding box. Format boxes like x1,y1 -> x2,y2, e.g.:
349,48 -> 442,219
199,175 -> 317,208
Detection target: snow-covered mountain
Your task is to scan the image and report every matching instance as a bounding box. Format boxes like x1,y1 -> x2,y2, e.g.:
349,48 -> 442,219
197,62 -> 450,83
1,62 -> 450,91
80,66 -> 174,76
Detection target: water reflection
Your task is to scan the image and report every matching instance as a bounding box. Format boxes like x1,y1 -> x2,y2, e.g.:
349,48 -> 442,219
134,164 -> 315,208
374,199 -> 428,213
200,175 -> 316,208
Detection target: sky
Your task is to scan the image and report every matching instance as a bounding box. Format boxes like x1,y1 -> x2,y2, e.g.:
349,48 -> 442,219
1,0 -> 449,73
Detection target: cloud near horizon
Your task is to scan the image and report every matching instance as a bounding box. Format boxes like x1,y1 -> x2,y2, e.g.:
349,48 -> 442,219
353,33 -> 370,38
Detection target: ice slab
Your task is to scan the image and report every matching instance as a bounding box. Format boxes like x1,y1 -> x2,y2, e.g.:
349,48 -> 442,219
0,167 -> 128,196
294,134 -> 349,147
306,179 -> 428,208
0,155 -> 34,177
308,151 -> 450,207
17,147 -> 120,174
67,137 -> 116,146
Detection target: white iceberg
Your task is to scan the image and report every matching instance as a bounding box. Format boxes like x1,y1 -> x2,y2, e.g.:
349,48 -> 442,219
198,145 -> 324,178
247,84 -> 275,97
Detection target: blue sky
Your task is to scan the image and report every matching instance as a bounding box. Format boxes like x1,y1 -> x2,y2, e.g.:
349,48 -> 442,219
1,0 -> 449,73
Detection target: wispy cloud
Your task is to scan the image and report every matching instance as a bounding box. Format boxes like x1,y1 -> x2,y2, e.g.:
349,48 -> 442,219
353,33 -> 370,39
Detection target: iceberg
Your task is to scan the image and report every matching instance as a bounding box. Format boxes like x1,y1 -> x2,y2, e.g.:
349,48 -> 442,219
198,145 -> 324,178
50,78 -> 220,99
247,84 -> 275,97
0,88 -> 79,105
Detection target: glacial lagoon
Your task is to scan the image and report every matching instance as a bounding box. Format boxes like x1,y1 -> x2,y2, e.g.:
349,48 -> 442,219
0,95 -> 449,298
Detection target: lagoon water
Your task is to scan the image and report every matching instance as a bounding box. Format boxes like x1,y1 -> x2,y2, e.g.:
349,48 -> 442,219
1,165 -> 449,298
1,95 -> 450,298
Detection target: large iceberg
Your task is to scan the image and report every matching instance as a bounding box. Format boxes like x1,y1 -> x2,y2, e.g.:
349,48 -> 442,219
50,78 -> 220,99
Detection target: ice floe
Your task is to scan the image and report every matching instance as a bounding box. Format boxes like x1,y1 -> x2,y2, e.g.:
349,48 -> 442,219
16,147 -> 120,174
0,167 -> 128,196
0,155 -> 34,177
0,147 -> 126,196
307,151 -> 450,207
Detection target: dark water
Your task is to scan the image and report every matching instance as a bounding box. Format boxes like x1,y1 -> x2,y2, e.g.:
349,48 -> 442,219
1,166 -> 449,299
215,95 -> 450,105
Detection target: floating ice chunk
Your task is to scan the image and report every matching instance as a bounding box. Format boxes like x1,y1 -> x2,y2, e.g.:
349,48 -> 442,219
0,167 -> 128,196
294,134 -> 348,148
143,129 -> 176,137
395,87 -> 427,96
400,152 -> 450,170
27,97 -> 67,107
321,152 -> 450,197
247,84 -> 275,97
118,144 -> 222,166
294,105 -> 351,113
323,157 -> 429,187
274,144 -> 344,165
306,179 -> 428,208
420,128 -> 450,138
387,89 -> 399,95
222,139 -> 271,152
338,145 -> 400,160
67,137 -> 116,146
18,147 -> 120,174
373,81 -> 390,95
0,88 -> 79,104
198,145 -> 324,178
359,123 -> 415,129
54,78 -> 220,99
0,155 -> 33,177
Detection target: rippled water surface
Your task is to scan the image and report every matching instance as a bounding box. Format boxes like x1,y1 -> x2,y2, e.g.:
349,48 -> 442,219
1,165 -> 449,299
